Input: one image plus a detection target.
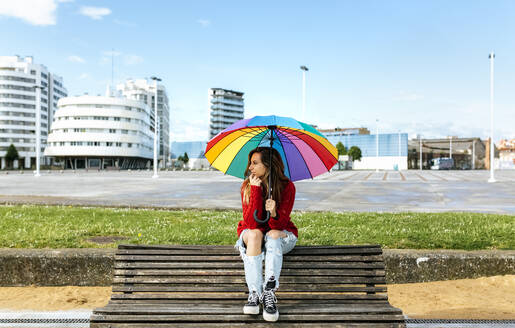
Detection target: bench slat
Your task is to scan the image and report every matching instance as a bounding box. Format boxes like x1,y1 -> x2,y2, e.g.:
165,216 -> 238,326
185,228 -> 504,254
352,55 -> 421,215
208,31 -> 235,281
115,262 -> 385,269
91,322 -> 405,328
115,254 -> 384,262
110,293 -> 388,301
114,269 -> 385,277
116,248 -> 382,256
113,276 -> 386,284
112,286 -> 387,293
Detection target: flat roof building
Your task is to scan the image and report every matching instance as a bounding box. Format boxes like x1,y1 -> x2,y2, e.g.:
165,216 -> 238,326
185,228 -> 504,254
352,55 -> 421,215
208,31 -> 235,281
209,88 -> 244,139
0,55 -> 67,169
44,95 -> 154,170
117,79 -> 170,167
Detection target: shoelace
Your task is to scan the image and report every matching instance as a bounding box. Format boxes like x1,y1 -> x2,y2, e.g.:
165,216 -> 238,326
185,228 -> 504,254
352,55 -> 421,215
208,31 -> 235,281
248,291 -> 259,303
260,290 -> 277,309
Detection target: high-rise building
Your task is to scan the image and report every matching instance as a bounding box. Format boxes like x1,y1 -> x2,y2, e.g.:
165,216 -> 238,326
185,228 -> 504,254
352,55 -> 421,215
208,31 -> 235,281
117,79 -> 170,167
0,55 -> 67,169
208,88 -> 244,139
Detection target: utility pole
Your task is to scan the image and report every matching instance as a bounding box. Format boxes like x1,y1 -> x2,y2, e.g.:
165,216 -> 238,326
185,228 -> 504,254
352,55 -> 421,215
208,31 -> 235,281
488,52 -> 496,183
300,66 -> 308,122
34,85 -> 45,177
151,76 -> 161,179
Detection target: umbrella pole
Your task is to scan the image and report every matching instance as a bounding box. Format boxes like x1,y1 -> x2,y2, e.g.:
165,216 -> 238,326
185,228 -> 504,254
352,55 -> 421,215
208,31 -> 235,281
254,126 -> 276,224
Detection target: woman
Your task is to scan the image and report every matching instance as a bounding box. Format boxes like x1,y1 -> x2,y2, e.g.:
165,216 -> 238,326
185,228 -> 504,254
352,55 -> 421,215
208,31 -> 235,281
235,147 -> 298,322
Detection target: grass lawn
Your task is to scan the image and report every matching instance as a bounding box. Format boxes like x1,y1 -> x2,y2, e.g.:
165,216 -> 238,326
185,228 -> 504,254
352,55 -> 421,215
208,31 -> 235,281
0,205 -> 513,250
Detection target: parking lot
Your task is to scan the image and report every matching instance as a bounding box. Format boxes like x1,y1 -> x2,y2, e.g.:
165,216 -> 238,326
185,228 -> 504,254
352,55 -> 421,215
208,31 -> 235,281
1,170 -> 514,213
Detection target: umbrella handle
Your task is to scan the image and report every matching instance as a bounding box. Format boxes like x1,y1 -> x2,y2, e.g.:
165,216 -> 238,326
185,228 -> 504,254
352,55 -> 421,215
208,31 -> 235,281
253,209 -> 270,224
253,209 -> 279,224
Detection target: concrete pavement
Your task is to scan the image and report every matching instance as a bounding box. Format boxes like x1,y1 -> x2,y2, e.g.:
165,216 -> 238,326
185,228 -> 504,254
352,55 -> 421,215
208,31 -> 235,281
0,170 -> 514,213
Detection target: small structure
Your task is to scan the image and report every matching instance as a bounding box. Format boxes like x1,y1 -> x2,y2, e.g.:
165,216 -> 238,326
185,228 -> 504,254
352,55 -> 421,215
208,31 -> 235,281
496,139 -> 515,170
408,137 -> 485,170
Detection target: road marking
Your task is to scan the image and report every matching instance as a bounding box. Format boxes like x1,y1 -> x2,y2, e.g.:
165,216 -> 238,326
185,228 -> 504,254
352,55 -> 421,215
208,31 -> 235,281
414,172 -> 427,181
341,172 -> 359,180
383,172 -> 388,181
364,172 -> 373,180
428,172 -> 447,181
399,171 -> 406,181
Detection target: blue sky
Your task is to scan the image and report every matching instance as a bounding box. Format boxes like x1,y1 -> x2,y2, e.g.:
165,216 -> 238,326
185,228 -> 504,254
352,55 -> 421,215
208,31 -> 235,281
1,0 -> 514,142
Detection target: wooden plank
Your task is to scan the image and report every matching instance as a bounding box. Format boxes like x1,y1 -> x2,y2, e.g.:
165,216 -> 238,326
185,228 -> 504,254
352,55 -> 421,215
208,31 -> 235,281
115,255 -> 384,262
113,276 -> 386,284
91,313 -> 405,322
114,269 -> 386,277
94,303 -> 401,314
106,299 -> 391,305
118,244 -> 381,250
114,262 -> 385,270
110,293 -> 388,301
91,323 -> 405,328
116,248 -> 382,256
112,286 -> 387,293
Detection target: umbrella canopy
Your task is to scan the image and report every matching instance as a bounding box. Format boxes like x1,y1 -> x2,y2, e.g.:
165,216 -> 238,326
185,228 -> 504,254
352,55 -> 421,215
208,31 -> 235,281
205,115 -> 338,181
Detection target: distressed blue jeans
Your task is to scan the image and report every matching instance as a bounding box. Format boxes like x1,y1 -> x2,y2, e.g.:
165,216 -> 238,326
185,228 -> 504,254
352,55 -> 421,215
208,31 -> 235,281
235,229 -> 298,296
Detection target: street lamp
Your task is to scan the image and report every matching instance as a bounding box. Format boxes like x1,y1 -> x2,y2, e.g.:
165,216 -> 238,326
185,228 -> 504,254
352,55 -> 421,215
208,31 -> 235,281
488,52 -> 496,183
375,119 -> 379,172
398,130 -> 401,170
300,66 -> 308,121
151,76 -> 161,179
419,135 -> 422,171
34,85 -> 45,177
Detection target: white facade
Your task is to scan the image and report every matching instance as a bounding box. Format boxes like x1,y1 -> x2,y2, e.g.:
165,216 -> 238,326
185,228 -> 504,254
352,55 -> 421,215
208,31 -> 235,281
209,88 -> 244,139
116,79 -> 170,167
0,55 -> 67,169
44,96 -> 153,169
351,156 -> 408,170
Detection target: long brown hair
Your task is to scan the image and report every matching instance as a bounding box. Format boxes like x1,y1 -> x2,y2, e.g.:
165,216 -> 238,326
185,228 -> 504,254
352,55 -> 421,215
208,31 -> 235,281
241,147 -> 290,204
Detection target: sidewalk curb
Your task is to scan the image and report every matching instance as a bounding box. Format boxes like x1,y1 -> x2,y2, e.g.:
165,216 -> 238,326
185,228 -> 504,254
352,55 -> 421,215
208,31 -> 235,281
0,248 -> 513,286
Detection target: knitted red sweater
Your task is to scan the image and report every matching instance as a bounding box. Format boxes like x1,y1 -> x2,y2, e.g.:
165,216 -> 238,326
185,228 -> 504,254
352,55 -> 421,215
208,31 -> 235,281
237,180 -> 298,238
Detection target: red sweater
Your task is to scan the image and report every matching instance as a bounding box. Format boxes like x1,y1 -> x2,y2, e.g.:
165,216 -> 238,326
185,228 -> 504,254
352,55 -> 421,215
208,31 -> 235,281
237,180 -> 298,238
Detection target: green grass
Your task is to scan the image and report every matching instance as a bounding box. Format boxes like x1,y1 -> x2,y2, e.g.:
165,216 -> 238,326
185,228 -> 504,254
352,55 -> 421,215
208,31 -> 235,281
0,205 -> 513,250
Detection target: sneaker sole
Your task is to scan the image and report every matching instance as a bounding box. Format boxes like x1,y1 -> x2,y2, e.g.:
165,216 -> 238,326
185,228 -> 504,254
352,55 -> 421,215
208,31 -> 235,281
263,310 -> 279,322
243,305 -> 260,315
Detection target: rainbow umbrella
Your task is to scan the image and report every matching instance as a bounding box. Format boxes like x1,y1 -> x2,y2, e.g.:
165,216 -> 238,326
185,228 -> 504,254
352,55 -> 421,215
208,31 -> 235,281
205,115 -> 337,181
205,115 -> 338,223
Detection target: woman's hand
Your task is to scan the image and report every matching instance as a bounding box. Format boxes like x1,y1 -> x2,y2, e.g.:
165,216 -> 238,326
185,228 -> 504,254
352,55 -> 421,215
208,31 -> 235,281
265,198 -> 277,218
249,174 -> 261,186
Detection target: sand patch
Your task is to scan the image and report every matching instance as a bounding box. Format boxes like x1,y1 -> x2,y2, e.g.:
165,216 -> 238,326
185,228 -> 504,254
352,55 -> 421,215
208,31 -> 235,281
0,276 -> 513,319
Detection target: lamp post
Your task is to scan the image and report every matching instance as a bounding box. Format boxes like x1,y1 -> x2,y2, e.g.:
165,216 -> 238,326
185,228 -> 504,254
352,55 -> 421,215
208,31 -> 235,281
34,85 -> 45,177
488,52 -> 496,183
398,130 -> 401,170
151,76 -> 161,179
300,66 -> 308,122
419,135 -> 422,171
449,136 -> 452,164
375,119 -> 379,172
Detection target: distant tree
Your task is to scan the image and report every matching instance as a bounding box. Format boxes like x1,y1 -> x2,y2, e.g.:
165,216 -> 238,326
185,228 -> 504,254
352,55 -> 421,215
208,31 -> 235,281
182,152 -> 189,164
5,144 -> 19,169
348,146 -> 362,162
335,142 -> 347,155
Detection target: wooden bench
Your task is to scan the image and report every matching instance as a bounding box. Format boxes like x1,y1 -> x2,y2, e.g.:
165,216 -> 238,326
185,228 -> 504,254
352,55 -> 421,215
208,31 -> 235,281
91,244 -> 405,327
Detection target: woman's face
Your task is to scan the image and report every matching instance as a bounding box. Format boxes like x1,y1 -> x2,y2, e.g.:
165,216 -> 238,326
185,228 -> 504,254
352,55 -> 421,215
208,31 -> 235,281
249,152 -> 267,179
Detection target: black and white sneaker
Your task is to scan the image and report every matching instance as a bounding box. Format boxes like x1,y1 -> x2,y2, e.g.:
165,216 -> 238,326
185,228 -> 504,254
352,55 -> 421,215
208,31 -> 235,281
243,291 -> 260,315
261,276 -> 279,322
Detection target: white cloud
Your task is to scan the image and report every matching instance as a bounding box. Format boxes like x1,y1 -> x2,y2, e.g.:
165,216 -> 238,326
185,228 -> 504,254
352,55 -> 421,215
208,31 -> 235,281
0,0 -> 57,26
113,18 -> 136,27
79,6 -> 111,20
393,90 -> 424,101
57,0 -> 73,3
196,19 -> 210,27
171,117 -> 208,142
123,54 -> 143,65
67,55 -> 85,63
78,73 -> 89,80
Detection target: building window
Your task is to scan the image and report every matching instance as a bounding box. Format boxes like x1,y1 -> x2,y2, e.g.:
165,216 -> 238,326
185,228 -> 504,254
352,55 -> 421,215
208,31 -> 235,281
114,117 -> 120,121
127,143 -> 132,148
116,142 -> 122,147
106,142 -> 113,146
109,129 -> 116,133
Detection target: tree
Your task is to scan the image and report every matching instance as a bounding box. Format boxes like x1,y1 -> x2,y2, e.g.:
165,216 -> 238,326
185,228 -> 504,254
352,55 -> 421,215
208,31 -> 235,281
5,144 -> 19,169
177,152 -> 189,169
335,142 -> 347,155
348,146 -> 362,162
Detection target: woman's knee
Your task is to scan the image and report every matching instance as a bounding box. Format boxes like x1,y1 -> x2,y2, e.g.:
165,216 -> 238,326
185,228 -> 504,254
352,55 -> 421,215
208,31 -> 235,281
245,229 -> 263,245
266,229 -> 285,240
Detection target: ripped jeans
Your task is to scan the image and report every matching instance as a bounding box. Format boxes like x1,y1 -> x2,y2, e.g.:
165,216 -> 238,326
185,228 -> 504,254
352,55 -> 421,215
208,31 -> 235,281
235,229 -> 297,296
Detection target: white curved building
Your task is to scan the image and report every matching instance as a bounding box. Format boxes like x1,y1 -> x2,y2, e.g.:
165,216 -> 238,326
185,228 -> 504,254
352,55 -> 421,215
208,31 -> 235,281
44,95 -> 154,169
0,55 -> 67,169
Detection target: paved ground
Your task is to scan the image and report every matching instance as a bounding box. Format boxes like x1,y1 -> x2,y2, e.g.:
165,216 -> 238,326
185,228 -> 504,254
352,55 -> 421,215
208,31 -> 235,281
1,170 -> 514,213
